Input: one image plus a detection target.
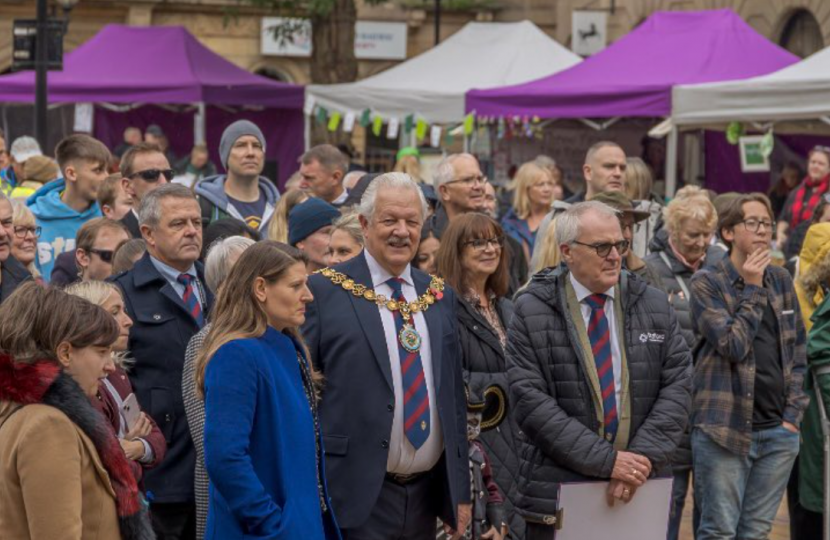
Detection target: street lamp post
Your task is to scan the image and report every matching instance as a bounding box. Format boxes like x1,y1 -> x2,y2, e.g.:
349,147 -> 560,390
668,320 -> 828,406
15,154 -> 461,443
34,0 -> 78,150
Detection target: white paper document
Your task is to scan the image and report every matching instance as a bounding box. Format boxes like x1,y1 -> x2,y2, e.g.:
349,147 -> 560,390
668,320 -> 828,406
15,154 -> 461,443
556,477 -> 673,540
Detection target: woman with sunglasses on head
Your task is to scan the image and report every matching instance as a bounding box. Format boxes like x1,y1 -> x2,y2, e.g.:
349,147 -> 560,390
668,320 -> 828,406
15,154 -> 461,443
196,241 -> 341,540
436,213 -> 520,539
9,201 -> 42,281
777,146 -> 830,248
0,283 -> 155,540
65,280 -> 167,485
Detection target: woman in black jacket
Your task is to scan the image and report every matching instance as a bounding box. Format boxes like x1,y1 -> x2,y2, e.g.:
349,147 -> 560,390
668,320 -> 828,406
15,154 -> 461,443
436,213 -> 523,539
644,186 -> 723,540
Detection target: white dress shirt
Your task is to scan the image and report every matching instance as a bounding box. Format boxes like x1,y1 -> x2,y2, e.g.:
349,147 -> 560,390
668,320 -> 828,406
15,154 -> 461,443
364,250 -> 443,474
570,273 -> 622,409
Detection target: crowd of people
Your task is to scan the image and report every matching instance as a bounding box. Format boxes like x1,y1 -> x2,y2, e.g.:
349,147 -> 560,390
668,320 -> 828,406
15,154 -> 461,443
0,119 -> 828,540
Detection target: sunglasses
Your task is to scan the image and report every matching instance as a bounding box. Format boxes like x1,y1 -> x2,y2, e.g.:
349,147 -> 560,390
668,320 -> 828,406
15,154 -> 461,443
129,168 -> 176,183
88,248 -> 115,263
572,240 -> 630,258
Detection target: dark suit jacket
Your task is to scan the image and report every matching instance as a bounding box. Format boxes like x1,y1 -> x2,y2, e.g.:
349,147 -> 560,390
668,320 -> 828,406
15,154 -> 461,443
121,211 -> 141,239
303,251 -> 470,530
111,252 -> 214,504
0,256 -> 32,303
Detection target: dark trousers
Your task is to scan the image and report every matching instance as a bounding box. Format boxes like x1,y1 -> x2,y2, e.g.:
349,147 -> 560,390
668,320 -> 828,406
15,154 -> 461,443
341,474 -> 436,540
151,502 -> 197,540
787,457 -> 823,540
525,522 -> 556,540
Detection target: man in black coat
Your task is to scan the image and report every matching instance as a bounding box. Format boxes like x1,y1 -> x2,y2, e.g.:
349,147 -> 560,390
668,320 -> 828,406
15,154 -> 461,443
112,184 -> 213,540
303,172 -> 471,539
507,201 -> 691,539
119,142 -> 174,238
0,194 -> 32,303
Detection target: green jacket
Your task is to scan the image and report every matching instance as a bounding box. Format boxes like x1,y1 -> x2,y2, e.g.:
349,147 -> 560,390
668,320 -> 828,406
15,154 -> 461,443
800,291 -> 830,513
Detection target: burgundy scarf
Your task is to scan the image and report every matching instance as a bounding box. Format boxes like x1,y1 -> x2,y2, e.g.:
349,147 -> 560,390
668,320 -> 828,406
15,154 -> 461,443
0,353 -> 155,540
790,174 -> 830,228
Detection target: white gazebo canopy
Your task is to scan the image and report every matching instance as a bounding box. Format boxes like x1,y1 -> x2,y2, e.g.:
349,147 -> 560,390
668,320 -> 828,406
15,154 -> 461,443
671,44 -> 830,127
305,21 -> 581,124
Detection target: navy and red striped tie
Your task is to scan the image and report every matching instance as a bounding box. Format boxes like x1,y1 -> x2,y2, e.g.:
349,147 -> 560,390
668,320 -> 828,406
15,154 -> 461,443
387,277 -> 430,449
177,273 -> 205,328
584,293 -> 618,443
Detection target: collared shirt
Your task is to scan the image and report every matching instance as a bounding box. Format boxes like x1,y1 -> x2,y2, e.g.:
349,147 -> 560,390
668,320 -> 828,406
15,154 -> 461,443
364,249 -> 443,474
149,255 -> 204,308
570,273 -> 622,409
689,257 -> 808,456
331,188 -> 349,207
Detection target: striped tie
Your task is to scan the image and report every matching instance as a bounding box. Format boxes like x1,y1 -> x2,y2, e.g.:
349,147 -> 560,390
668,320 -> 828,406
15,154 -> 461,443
177,273 -> 205,328
387,277 -> 430,450
584,293 -> 618,443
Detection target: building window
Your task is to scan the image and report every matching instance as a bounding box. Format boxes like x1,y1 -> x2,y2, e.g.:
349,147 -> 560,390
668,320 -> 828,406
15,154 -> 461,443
779,9 -> 823,58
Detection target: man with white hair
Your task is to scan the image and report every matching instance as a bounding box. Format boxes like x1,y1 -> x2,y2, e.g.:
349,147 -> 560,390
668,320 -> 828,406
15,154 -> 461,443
429,153 -> 528,293
507,201 -> 691,539
303,172 -> 471,539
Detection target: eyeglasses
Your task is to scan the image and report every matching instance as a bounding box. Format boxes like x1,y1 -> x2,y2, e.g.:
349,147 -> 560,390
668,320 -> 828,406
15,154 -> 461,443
572,240 -> 630,258
463,236 -> 505,251
128,168 -> 175,183
739,218 -> 775,234
445,174 -> 488,187
13,226 -> 40,239
88,248 -> 115,263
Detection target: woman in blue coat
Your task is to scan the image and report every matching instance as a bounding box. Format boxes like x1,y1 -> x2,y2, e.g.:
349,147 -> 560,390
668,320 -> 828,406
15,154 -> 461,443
196,240 -> 340,540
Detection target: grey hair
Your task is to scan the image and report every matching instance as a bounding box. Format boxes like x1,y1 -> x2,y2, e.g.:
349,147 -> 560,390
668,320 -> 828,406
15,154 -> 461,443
432,153 -> 477,188
204,235 -> 256,294
138,183 -> 197,228
357,172 -> 428,222
554,201 -> 620,247
332,211 -> 364,246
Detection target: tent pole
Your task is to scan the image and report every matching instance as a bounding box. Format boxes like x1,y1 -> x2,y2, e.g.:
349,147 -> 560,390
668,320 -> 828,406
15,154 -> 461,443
304,114 -> 311,151
194,102 -> 206,145
665,124 -> 679,198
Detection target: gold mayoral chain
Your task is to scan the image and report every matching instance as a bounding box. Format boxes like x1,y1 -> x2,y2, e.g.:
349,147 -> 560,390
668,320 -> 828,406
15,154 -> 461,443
317,268 -> 445,354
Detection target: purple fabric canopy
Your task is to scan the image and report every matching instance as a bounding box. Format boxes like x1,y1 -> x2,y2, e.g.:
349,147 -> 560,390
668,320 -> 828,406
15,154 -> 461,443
465,9 -> 798,118
0,24 -> 303,108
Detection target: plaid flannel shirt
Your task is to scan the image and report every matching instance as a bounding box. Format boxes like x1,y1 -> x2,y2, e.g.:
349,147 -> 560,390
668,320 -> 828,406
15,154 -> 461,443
689,257 -> 808,456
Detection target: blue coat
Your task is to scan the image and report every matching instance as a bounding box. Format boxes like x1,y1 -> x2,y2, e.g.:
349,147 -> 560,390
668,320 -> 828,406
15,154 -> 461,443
204,327 -> 340,540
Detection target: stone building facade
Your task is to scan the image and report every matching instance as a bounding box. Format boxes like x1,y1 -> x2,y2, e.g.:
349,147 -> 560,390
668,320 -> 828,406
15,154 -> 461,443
1,0 -> 828,83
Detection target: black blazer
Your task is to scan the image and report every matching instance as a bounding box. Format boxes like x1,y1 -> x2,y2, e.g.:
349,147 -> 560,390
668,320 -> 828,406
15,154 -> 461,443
111,252 -> 214,504
121,210 -> 141,239
303,252 -> 470,530
0,256 -> 32,303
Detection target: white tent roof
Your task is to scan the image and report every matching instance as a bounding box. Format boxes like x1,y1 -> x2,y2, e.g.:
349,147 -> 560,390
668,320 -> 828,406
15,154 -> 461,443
672,45 -> 830,126
306,21 -> 580,124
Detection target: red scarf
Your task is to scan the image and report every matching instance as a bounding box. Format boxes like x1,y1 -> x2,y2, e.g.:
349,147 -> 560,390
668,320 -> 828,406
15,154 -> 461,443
790,174 -> 830,228
0,354 -> 154,540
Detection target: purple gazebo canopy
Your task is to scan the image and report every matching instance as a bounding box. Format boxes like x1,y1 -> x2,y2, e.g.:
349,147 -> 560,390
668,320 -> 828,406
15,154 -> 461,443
465,9 -> 798,119
0,24 -> 303,108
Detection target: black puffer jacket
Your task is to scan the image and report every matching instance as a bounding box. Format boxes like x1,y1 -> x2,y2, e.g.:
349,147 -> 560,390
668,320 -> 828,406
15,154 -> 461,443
506,267 -> 692,523
457,296 -> 524,539
645,229 -> 726,348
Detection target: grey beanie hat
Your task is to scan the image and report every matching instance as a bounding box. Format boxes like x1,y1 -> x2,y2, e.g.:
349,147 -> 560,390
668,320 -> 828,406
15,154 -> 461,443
219,120 -> 267,171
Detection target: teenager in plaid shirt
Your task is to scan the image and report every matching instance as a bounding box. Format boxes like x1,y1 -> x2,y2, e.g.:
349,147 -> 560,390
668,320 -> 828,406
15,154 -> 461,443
690,193 -> 808,540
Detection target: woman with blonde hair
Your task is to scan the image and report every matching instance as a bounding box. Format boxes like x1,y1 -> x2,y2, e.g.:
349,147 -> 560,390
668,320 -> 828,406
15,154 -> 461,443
9,200 -> 40,279
644,184 -> 724,540
64,280 -> 166,483
268,189 -> 309,243
530,215 -> 562,275
196,241 -> 340,539
393,155 -> 423,183
501,162 -> 562,263
327,211 -> 364,266
0,282 -> 154,539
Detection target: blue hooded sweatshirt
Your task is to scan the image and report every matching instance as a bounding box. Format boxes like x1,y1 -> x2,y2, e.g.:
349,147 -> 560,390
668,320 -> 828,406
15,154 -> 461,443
194,174 -> 280,232
27,178 -> 102,281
